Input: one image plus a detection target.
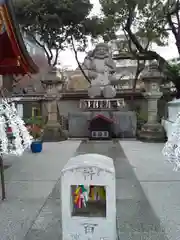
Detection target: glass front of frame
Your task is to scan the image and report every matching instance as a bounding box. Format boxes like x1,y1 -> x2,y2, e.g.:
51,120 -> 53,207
71,185 -> 106,217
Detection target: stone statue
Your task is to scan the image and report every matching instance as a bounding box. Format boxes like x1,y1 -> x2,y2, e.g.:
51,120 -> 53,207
83,43 -> 117,98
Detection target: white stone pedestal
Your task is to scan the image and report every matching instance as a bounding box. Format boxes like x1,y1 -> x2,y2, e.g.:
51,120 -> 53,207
162,98 -> 180,139
61,154 -> 116,240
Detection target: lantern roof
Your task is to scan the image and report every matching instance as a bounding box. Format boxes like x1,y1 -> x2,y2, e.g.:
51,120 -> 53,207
141,61 -> 165,80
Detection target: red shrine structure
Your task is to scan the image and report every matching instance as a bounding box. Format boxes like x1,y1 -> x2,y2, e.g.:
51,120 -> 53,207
0,0 -> 47,76
89,114 -> 114,139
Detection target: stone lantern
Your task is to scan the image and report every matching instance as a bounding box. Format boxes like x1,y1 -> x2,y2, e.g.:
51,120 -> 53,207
41,67 -> 67,142
139,61 -> 165,142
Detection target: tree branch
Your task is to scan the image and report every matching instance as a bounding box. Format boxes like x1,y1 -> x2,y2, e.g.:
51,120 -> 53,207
167,14 -> 178,38
71,36 -> 91,84
52,48 -> 59,67
122,27 -> 145,102
123,6 -> 169,72
166,9 -> 180,55
25,31 -> 53,66
124,4 -> 145,53
176,0 -> 180,25
168,0 -> 180,15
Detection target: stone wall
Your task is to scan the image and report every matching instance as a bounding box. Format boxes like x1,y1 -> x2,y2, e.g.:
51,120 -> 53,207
57,98 -> 143,137
68,112 -> 91,137
58,100 -> 83,117
68,111 -> 137,138
20,101 -> 42,119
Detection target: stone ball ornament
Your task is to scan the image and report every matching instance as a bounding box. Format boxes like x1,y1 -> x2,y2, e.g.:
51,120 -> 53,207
103,85 -> 116,98
88,85 -> 116,98
88,86 -> 101,98
88,71 -> 98,79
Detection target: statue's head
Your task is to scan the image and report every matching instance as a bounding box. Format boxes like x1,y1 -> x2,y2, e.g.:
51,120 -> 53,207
93,43 -> 109,59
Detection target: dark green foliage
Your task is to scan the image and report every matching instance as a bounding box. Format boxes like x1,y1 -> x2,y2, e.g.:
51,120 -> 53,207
24,116 -> 45,128
167,62 -> 180,98
99,0 -> 171,46
13,0 -> 97,66
24,116 -> 45,140
99,0 -> 180,95
168,63 -> 180,76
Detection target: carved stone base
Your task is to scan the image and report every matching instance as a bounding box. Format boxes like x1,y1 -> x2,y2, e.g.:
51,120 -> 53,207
138,122 -> 165,142
42,122 -> 67,142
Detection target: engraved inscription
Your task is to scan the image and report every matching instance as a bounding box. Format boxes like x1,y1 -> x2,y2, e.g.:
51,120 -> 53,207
81,223 -> 98,235
77,167 -> 101,180
70,233 -> 80,240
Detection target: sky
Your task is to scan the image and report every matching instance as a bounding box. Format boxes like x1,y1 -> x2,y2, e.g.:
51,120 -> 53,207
58,0 -> 179,70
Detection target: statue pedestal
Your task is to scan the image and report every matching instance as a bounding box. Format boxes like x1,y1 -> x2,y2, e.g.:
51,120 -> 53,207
138,122 -> 165,142
43,121 -> 67,142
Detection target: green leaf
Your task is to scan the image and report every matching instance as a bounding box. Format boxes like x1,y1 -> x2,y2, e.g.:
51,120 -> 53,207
13,0 -> 94,66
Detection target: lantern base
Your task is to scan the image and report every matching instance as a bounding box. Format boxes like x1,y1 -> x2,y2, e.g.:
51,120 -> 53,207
42,122 -> 67,142
138,122 -> 166,142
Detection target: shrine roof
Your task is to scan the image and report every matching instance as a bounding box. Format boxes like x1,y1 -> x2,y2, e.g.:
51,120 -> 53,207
91,114 -> 113,123
0,0 -> 48,75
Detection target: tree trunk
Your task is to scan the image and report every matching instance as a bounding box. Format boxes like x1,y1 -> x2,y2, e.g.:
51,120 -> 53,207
176,39 -> 180,56
174,82 -> 180,99
71,36 -> 91,84
176,90 -> 180,99
175,87 -> 180,99
0,155 -> 6,200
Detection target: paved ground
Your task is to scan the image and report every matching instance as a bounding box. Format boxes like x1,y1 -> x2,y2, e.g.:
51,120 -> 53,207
1,140 -> 180,240
25,140 -> 168,240
121,141 -> 180,240
0,141 -> 80,240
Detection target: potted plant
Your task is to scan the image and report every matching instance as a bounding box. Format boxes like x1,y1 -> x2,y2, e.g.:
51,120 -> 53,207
25,117 -> 44,153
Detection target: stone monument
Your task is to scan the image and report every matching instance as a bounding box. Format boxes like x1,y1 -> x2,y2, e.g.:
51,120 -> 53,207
83,43 -> 118,98
162,99 -> 180,139
41,67 -> 67,142
138,61 -> 165,142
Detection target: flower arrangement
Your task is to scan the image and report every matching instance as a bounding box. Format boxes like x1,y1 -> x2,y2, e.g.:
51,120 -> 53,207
0,100 -> 32,155
25,116 -> 44,141
0,100 -> 34,200
28,125 -> 43,141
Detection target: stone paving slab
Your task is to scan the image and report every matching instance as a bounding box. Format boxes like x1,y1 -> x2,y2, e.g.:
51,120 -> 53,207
0,199 -> 44,240
118,232 -> 168,240
120,141 -> 180,181
116,179 -> 144,200
120,140 -> 180,240
0,141 -> 80,240
25,183 -> 62,240
25,140 -> 168,240
5,181 -> 57,199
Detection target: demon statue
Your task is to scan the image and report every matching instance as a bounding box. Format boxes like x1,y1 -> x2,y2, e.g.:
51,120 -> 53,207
82,43 -> 117,98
